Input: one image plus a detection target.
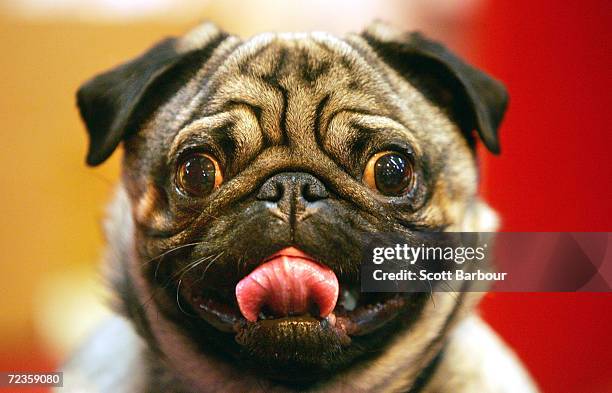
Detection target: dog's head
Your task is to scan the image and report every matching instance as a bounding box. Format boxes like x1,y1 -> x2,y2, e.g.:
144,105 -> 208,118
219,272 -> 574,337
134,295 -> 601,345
78,22 -> 507,390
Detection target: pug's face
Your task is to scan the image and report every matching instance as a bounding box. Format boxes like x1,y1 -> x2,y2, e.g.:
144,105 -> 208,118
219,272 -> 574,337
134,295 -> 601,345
78,22 -> 506,387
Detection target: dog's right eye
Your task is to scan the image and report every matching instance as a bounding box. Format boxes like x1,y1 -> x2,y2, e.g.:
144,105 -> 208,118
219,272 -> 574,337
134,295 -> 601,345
175,152 -> 223,197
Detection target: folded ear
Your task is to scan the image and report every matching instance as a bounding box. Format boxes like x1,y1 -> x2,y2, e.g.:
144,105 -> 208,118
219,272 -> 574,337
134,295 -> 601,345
77,22 -> 227,166
361,22 -> 508,154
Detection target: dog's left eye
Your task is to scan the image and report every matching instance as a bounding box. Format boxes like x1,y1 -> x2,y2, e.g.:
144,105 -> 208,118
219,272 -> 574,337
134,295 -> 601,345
363,151 -> 414,197
175,152 -> 223,197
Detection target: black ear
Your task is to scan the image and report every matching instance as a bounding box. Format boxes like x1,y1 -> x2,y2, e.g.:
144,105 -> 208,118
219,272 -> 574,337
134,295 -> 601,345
77,23 -> 227,165
361,23 -> 508,154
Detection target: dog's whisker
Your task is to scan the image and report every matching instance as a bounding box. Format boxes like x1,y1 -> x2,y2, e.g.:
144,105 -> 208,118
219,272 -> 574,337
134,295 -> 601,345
409,262 -> 436,306
195,252 -> 225,283
175,252 -> 223,287
144,241 -> 205,266
410,260 -> 460,301
142,254 -> 217,309
174,253 -> 218,280
175,279 -> 197,317
172,253 -> 226,316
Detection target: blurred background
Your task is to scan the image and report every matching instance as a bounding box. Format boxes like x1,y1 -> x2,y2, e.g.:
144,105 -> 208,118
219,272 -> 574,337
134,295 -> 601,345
0,1 -> 610,392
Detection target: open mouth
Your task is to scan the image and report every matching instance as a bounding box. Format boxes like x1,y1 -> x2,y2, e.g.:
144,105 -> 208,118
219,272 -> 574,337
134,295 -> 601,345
183,247 -> 407,340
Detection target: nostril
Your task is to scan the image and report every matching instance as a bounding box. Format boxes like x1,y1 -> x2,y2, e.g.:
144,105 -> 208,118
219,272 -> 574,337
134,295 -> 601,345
257,172 -> 328,204
302,182 -> 328,202
257,180 -> 284,202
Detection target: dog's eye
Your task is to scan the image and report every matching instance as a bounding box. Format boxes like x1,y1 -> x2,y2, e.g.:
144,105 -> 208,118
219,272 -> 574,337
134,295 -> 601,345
175,152 -> 223,197
363,151 -> 414,196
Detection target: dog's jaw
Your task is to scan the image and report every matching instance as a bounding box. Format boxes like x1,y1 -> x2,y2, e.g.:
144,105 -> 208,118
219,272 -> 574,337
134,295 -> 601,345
103,185 -> 493,392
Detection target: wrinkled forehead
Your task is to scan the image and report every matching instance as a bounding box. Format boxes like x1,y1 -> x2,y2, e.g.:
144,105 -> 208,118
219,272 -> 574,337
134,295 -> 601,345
207,32 -> 397,112
169,32 -> 410,147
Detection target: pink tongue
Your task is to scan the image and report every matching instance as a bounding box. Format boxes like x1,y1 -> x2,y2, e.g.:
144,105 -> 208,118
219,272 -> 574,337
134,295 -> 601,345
235,247 -> 339,322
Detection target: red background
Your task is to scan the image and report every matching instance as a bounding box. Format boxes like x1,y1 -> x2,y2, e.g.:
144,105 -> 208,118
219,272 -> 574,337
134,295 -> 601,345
478,1 -> 612,392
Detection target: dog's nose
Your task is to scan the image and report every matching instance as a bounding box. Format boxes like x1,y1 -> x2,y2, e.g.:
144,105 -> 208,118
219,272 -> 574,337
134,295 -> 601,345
257,172 -> 328,216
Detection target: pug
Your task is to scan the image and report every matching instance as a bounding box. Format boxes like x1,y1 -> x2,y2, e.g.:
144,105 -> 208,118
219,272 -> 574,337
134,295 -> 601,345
63,21 -> 538,392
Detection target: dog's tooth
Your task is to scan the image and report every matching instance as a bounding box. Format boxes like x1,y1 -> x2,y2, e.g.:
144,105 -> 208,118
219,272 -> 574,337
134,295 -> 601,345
327,312 -> 336,327
340,289 -> 358,311
320,312 -> 336,329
